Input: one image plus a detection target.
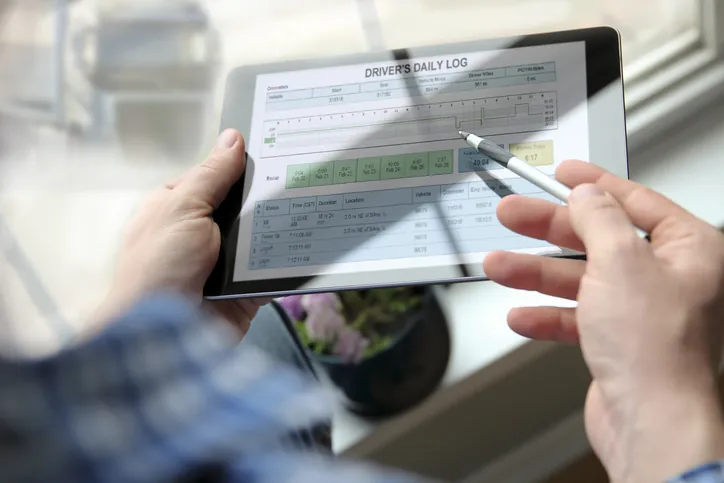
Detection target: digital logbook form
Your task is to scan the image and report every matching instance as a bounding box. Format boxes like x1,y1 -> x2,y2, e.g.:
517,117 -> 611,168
234,41 -> 589,283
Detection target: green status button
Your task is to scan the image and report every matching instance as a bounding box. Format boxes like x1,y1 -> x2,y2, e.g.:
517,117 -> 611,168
286,164 -> 311,189
405,152 -> 429,177
356,157 -> 381,182
310,161 -> 334,186
381,154 -> 406,180
334,159 -> 358,184
429,150 -> 454,175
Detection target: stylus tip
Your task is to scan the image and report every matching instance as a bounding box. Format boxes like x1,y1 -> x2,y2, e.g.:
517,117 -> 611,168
458,130 -> 470,140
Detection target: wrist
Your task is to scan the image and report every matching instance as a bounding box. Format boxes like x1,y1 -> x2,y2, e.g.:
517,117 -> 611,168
625,388 -> 724,483
88,277 -> 168,338
85,285 -> 142,338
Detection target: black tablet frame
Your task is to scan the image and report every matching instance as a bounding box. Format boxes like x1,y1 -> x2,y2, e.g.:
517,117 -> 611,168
204,26 -> 627,299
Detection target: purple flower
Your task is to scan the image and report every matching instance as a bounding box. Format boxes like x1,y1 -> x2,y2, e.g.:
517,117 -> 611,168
306,305 -> 344,342
333,328 -> 370,364
277,295 -> 304,321
301,293 -> 341,314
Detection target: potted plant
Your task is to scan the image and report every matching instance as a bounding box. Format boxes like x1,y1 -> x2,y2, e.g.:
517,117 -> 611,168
276,285 -> 450,417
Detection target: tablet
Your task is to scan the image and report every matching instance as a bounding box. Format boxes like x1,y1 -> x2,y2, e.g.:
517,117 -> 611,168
205,27 -> 628,299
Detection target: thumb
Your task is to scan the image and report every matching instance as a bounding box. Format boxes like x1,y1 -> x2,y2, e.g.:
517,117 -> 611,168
179,129 -> 246,209
568,183 -> 646,265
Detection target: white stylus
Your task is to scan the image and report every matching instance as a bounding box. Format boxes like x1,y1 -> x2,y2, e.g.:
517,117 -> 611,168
459,130 -> 650,240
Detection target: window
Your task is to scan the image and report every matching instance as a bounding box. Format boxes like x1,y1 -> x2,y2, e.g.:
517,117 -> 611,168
619,0 -> 724,148
372,0 -> 700,68
369,0 -> 723,147
209,0 -> 724,148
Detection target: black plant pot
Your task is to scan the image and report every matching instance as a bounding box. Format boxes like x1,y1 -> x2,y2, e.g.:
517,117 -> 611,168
309,288 -> 451,418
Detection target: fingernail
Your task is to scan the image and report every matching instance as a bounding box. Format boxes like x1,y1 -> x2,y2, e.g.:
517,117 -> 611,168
217,129 -> 238,148
570,183 -> 604,202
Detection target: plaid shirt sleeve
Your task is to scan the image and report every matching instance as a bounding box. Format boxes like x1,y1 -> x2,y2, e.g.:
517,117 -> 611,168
0,293 -> 425,483
668,462 -> 724,483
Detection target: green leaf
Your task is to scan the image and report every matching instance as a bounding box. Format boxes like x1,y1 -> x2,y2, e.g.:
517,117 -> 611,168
363,336 -> 394,358
389,300 -> 406,312
294,321 -> 310,346
294,320 -> 331,355
351,311 -> 368,331
312,339 -> 327,354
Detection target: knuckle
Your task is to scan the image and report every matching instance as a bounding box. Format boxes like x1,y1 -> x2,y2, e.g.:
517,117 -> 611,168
621,184 -> 649,209
193,157 -> 227,185
688,222 -> 724,258
572,191 -> 621,217
706,231 -> 724,273
614,234 -> 640,251
588,193 -> 621,212
602,233 -> 642,257
198,162 -> 222,179
201,152 -> 226,172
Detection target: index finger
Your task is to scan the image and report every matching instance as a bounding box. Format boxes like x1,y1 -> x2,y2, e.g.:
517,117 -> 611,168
497,195 -> 584,252
556,160 -> 695,233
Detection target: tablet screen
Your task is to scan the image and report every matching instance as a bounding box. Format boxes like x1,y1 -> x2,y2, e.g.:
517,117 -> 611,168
211,30 -> 628,297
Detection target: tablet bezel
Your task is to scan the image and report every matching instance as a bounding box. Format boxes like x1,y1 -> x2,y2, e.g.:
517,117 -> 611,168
204,26 -> 628,299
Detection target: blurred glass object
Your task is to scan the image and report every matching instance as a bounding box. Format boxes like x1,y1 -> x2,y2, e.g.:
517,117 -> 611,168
75,1 -> 217,89
0,2 -> 59,112
68,0 -> 218,162
0,0 -> 68,162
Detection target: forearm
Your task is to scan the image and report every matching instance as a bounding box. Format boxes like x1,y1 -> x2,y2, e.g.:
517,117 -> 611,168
85,285 -> 141,340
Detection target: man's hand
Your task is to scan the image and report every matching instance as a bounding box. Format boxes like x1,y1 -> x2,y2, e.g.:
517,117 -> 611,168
96,129 -> 266,337
484,160 -> 724,483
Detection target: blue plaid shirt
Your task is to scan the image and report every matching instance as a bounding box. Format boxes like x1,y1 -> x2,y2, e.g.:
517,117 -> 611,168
670,464 -> 724,483
0,293 -> 721,482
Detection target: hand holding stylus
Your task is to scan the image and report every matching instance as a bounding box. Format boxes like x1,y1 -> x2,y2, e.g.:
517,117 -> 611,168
484,159 -> 724,483
460,131 -> 649,240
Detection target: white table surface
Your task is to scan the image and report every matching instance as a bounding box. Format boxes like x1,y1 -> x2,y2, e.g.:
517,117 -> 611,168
332,279 -> 576,454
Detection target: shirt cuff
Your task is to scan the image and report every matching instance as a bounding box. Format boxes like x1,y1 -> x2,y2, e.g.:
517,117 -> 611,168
668,461 -> 724,482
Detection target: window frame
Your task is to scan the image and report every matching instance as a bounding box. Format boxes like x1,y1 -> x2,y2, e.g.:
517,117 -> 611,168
624,0 -> 724,152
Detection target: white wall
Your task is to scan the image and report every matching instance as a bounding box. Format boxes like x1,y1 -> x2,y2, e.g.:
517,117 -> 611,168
631,97 -> 724,229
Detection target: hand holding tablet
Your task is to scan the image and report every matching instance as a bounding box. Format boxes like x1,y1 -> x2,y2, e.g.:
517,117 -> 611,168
204,27 -> 629,299
94,130 -> 269,335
